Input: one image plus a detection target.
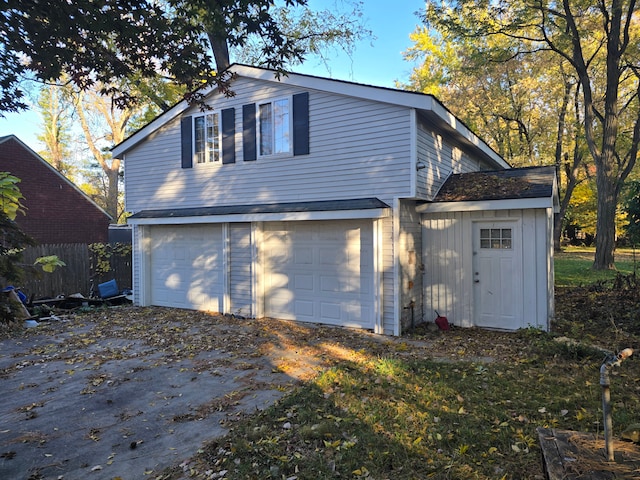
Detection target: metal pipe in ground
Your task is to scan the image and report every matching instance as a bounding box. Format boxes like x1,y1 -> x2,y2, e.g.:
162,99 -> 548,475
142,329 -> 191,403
600,348 -> 633,462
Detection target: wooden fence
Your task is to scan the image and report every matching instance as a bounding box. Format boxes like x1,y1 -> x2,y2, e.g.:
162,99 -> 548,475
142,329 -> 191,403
16,243 -> 132,300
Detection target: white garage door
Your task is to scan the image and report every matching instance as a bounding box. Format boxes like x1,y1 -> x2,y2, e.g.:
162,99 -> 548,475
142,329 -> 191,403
149,225 -> 224,311
263,220 -> 375,329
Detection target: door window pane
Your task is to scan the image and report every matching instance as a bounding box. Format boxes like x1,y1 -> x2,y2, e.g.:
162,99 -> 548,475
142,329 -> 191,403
480,228 -> 513,249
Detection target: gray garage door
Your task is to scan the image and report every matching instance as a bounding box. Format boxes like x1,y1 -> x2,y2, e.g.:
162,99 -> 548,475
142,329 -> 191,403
149,225 -> 224,311
263,219 -> 374,329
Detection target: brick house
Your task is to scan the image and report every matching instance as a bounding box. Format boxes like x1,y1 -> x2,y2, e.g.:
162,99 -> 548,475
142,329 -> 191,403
0,135 -> 112,244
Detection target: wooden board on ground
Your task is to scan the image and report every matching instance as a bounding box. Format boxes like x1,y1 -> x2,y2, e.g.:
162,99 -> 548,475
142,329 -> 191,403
538,427 -> 640,479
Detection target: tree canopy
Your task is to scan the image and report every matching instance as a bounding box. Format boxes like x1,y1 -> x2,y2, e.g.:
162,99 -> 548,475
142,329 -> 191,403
25,0 -> 371,221
421,0 -> 640,269
1,0 -> 344,114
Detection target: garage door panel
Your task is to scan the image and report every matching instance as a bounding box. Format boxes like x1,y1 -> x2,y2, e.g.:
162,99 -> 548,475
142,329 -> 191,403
319,274 -> 341,293
294,274 -> 314,290
318,228 -> 342,241
296,300 -> 314,317
267,291 -> 293,313
321,302 -> 341,320
294,247 -> 313,264
351,304 -> 370,323
149,225 -> 224,312
347,252 -> 362,268
319,247 -> 344,265
264,220 -> 375,329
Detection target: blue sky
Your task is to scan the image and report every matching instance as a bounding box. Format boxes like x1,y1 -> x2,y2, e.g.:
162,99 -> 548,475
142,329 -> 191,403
298,0 -> 423,85
0,1 -> 425,152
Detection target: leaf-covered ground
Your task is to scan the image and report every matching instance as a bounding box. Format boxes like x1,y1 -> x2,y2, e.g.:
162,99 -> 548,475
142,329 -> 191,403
2,280 -> 640,479
160,282 -> 640,480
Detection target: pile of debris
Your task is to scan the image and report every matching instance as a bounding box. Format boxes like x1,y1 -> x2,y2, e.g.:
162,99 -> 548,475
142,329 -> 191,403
1,279 -> 132,328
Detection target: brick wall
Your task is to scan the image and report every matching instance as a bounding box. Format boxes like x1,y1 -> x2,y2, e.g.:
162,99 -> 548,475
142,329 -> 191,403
0,137 -> 111,244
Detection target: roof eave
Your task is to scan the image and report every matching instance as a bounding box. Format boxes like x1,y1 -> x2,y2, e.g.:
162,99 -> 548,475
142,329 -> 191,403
129,207 -> 390,225
128,197 -> 391,224
416,197 -> 557,213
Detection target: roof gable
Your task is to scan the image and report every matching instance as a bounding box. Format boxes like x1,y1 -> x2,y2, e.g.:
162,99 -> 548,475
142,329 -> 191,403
0,135 -> 112,220
111,64 -> 508,169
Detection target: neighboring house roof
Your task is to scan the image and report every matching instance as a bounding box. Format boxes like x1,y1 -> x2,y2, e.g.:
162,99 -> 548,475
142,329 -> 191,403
128,198 -> 391,225
418,166 -> 559,213
0,135 -> 111,218
112,64 -> 509,170
0,135 -> 112,244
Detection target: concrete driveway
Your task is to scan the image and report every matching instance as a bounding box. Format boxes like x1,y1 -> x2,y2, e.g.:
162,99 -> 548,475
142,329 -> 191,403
0,306 -> 366,480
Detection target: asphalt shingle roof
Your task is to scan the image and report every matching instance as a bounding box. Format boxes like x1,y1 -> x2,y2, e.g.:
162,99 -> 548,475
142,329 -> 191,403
433,166 -> 556,203
129,197 -> 390,219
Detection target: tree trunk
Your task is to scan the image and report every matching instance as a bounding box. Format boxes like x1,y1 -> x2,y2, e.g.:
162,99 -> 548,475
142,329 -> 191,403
73,88 -> 131,222
205,4 -> 231,72
105,163 -> 120,222
209,33 -> 230,72
552,71 -> 573,252
554,162 -> 581,252
593,169 -> 617,269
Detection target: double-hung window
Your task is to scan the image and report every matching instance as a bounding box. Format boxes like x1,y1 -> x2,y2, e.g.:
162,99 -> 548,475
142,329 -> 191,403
193,112 -> 220,164
259,98 -> 290,156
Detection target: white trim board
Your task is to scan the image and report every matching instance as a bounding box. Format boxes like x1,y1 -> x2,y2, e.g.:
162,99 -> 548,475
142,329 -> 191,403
417,197 -> 556,213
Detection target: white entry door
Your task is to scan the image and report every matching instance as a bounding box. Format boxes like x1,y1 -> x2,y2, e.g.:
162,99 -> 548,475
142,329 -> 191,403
473,221 -> 522,330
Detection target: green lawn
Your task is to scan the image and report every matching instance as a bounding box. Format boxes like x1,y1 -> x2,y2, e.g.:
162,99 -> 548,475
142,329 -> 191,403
555,246 -> 639,286
170,333 -> 639,480
156,248 -> 640,480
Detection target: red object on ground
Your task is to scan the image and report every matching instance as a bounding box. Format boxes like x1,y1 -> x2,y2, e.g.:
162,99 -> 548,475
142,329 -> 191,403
434,311 -> 450,330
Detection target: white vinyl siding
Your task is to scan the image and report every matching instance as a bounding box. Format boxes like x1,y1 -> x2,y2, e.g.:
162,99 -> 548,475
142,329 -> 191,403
132,224 -> 142,305
123,77 -> 413,213
522,208 -> 554,328
123,121 -> 181,213
415,120 -> 495,201
229,223 -> 253,317
381,215 -> 395,335
422,212 -> 470,327
422,208 -> 552,330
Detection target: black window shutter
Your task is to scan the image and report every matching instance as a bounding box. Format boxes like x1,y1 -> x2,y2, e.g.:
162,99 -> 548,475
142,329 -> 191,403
222,108 -> 236,164
293,92 -> 309,156
181,116 -> 193,168
242,103 -> 257,161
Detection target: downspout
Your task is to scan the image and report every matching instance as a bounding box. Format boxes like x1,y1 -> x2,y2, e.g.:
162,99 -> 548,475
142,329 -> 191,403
392,198 -> 401,336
